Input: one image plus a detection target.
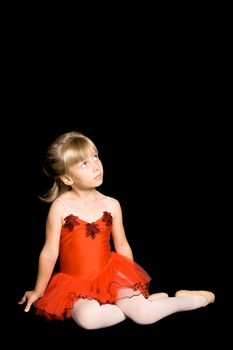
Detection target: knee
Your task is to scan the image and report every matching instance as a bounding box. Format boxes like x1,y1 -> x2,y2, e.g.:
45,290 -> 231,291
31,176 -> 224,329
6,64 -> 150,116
130,306 -> 151,325
72,307 -> 100,330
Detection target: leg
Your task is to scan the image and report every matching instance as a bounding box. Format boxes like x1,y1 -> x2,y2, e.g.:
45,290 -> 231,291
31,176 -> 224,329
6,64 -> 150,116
148,292 -> 169,301
116,289 -> 215,325
71,298 -> 127,330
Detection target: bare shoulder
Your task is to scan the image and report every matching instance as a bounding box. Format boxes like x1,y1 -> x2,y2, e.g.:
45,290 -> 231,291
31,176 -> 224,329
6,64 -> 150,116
49,198 -> 64,213
107,196 -> 122,218
47,198 -> 67,223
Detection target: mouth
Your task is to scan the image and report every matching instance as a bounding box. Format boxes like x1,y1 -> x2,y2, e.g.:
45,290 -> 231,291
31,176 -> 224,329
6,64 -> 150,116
95,173 -> 102,180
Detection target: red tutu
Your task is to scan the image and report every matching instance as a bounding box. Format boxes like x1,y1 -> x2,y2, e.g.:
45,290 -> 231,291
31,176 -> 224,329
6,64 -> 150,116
34,252 -> 151,320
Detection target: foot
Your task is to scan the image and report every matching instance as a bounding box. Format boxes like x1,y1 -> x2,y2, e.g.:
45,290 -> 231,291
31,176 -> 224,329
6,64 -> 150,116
148,292 -> 169,301
175,290 -> 215,306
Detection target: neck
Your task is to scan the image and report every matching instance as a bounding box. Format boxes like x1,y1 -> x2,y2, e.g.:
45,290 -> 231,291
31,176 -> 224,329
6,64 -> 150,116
70,188 -> 98,202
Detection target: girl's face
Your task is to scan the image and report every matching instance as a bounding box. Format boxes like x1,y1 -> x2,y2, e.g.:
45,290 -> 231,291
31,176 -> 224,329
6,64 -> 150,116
67,149 -> 103,190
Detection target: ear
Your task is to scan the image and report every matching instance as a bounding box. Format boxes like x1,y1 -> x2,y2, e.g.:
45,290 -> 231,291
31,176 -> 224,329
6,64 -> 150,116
60,174 -> 73,186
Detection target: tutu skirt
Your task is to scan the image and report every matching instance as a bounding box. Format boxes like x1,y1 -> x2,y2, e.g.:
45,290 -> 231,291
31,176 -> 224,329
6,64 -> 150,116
34,252 -> 151,320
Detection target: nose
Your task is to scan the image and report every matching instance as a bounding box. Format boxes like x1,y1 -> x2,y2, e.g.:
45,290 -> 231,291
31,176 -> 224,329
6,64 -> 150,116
93,161 -> 100,172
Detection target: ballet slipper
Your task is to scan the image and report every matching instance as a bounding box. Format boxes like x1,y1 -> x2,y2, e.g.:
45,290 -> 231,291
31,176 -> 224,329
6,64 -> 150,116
148,292 -> 169,301
175,290 -> 215,306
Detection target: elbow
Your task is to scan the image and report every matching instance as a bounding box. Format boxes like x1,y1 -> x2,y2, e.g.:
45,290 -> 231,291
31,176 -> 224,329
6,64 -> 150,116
115,243 -> 133,260
40,248 -> 59,262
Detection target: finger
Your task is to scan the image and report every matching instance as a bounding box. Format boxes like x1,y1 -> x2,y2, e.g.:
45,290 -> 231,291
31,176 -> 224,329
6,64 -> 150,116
24,301 -> 32,312
18,295 -> 26,304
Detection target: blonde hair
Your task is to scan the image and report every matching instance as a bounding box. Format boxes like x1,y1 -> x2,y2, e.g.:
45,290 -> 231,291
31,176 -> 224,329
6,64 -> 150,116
39,131 -> 98,203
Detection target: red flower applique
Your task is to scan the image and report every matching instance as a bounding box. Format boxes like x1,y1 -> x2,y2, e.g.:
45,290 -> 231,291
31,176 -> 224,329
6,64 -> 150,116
102,211 -> 112,226
64,215 -> 80,231
86,223 -> 100,239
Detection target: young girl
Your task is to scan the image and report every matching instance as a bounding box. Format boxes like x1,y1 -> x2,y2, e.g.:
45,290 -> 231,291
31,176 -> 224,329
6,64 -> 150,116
19,131 -> 215,329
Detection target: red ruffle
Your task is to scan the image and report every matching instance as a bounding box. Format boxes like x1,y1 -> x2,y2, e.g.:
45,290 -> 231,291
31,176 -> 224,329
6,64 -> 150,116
34,252 -> 151,320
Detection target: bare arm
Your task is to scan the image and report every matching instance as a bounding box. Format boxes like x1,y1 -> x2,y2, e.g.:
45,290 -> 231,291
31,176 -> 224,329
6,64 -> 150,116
110,198 -> 134,260
18,200 -> 63,312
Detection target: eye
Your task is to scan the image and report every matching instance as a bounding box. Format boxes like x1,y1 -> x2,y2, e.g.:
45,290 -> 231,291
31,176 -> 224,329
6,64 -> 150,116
94,154 -> 99,160
80,161 -> 88,169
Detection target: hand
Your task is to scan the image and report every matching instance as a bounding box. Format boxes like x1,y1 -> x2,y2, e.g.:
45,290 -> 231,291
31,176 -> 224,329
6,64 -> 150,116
18,290 -> 42,312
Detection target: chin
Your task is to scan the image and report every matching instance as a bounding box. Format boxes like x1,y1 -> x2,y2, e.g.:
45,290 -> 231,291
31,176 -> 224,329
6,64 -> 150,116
96,178 -> 103,186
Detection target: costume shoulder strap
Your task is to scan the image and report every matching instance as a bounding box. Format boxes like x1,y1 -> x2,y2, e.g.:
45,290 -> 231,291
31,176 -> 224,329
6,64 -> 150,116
105,196 -> 111,212
56,197 -> 70,215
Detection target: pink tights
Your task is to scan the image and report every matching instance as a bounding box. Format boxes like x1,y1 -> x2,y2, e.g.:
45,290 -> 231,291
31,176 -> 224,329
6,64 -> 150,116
71,289 -> 209,330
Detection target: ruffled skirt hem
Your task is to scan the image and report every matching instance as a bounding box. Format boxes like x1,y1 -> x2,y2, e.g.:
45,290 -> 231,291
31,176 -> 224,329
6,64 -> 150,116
33,252 -> 151,320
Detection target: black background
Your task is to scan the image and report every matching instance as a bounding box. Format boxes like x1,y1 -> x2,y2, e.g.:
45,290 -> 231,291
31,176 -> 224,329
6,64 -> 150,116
3,8 -> 230,348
